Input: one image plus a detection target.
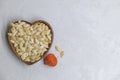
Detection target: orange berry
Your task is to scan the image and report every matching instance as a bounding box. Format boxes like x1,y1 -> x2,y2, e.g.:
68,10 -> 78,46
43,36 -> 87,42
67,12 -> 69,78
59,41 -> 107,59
44,54 -> 57,67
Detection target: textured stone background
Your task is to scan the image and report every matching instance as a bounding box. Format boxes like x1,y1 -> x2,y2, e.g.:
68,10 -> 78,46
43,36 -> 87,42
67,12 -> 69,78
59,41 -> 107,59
0,0 -> 120,80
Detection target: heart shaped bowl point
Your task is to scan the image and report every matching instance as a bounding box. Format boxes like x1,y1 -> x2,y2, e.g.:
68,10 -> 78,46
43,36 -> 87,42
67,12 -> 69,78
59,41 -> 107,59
7,20 -> 54,65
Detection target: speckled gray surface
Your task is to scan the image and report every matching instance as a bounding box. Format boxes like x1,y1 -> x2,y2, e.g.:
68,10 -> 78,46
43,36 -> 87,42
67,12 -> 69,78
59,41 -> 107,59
1,0 -> 120,80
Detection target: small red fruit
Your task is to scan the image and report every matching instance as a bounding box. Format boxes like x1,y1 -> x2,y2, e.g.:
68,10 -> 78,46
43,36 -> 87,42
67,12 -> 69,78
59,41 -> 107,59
44,54 -> 57,67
